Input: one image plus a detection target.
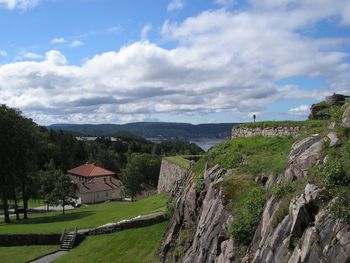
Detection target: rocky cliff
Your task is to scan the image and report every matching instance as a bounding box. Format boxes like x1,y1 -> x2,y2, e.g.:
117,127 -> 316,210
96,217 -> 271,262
160,101 -> 350,263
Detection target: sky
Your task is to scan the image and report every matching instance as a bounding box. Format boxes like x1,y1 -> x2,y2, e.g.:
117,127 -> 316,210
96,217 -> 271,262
0,0 -> 350,125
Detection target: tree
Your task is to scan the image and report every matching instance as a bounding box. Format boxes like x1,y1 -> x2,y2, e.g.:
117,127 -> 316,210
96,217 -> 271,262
0,105 -> 37,223
122,153 -> 161,201
48,170 -> 77,215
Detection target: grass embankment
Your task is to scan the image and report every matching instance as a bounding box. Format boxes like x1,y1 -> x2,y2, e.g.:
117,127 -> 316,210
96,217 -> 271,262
0,194 -> 166,234
209,136 -> 295,176
164,156 -> 190,169
0,245 -> 58,263
56,222 -> 167,263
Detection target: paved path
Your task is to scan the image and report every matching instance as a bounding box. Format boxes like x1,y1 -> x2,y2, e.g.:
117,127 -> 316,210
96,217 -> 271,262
30,250 -> 68,263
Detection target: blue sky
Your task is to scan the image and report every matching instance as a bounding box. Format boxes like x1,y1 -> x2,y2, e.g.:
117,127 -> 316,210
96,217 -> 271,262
0,0 -> 350,125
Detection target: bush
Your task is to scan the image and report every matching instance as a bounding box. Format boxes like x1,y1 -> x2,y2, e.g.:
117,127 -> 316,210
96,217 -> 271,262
231,186 -> 266,245
329,188 -> 350,224
272,184 -> 295,199
324,161 -> 350,186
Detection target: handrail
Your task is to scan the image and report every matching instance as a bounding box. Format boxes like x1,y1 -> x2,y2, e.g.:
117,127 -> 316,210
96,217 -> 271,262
60,226 -> 66,243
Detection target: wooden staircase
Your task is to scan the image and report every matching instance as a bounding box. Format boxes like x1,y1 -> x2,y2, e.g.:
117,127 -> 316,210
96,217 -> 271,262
60,227 -> 78,250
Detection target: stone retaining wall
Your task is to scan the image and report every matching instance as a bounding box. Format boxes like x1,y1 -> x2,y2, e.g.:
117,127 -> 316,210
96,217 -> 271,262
86,214 -> 166,235
157,159 -> 187,193
232,126 -> 301,139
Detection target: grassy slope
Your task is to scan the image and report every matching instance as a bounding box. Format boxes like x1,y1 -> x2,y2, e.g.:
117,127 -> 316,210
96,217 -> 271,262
208,136 -> 295,176
0,245 -> 58,263
55,222 -> 167,263
164,156 -> 190,169
0,195 -> 166,234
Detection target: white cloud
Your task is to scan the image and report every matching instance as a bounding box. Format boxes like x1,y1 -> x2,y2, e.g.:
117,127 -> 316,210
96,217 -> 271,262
140,24 -> 152,40
289,105 -> 310,116
167,0 -> 185,12
21,52 -> 43,59
0,0 -> 40,10
0,50 -> 7,57
50,37 -> 66,45
1,2 -> 350,124
69,40 -> 84,47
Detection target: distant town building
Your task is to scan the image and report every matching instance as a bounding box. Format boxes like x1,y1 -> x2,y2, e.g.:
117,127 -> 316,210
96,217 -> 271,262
68,163 -> 124,204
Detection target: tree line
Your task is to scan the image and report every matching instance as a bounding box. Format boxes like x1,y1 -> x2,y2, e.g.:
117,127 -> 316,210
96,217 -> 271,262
0,104 -> 203,222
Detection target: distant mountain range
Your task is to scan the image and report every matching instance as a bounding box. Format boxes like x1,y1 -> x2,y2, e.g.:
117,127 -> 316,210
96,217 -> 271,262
48,122 -> 238,140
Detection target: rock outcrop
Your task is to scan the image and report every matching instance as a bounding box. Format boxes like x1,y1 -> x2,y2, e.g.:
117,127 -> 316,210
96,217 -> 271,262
157,159 -> 188,193
161,108 -> 350,263
278,135 -> 324,183
160,165 -> 236,263
232,126 -> 300,139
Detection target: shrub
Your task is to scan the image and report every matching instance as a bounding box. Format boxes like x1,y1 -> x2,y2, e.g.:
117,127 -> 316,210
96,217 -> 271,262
329,188 -> 350,225
272,184 -> 295,199
323,161 -> 350,186
231,186 -> 266,245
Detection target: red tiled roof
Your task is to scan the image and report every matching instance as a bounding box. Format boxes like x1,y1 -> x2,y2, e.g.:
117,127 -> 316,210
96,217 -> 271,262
67,163 -> 115,177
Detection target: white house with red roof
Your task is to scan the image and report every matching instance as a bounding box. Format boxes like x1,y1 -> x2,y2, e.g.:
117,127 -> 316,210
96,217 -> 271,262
68,163 -> 125,204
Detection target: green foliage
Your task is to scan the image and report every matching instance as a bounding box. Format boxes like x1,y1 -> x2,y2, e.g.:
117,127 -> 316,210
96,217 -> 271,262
122,153 -> 161,200
272,184 -> 295,199
191,155 -> 207,177
329,106 -> 344,122
209,136 -> 294,176
165,196 -> 176,219
48,170 -> 78,215
152,141 -> 204,156
271,180 -> 306,199
323,161 -> 350,186
174,245 -> 185,258
55,222 -> 167,263
329,188 -> 350,225
230,186 -> 266,245
164,156 -> 190,169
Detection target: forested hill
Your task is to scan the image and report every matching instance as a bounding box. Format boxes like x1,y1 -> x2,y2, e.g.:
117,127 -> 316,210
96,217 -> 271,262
48,122 -> 238,139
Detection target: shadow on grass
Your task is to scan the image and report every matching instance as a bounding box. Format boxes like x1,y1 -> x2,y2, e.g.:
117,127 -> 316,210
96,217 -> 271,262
0,211 -> 95,226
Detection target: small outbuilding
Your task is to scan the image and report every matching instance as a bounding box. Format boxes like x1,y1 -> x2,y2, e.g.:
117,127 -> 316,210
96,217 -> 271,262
68,163 -> 124,204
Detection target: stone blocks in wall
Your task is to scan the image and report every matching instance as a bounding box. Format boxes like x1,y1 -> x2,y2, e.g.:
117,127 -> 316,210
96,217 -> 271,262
157,159 -> 187,193
231,126 -> 301,139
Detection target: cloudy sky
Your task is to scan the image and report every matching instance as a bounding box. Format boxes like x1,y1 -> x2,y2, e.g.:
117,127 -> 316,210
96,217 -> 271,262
0,0 -> 350,125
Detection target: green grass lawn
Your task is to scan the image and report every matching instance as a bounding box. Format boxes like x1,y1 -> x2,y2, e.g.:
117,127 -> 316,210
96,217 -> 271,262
0,245 -> 58,263
0,194 -> 166,234
164,156 -> 190,169
55,222 -> 167,263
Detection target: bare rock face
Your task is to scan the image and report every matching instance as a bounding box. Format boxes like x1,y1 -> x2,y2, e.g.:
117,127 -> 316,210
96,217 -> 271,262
279,135 -> 324,183
342,104 -> 350,128
160,165 -> 236,263
326,132 -> 339,147
245,183 -> 350,263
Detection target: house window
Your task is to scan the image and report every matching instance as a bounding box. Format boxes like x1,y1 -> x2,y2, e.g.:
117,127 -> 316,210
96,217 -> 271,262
105,192 -> 108,197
